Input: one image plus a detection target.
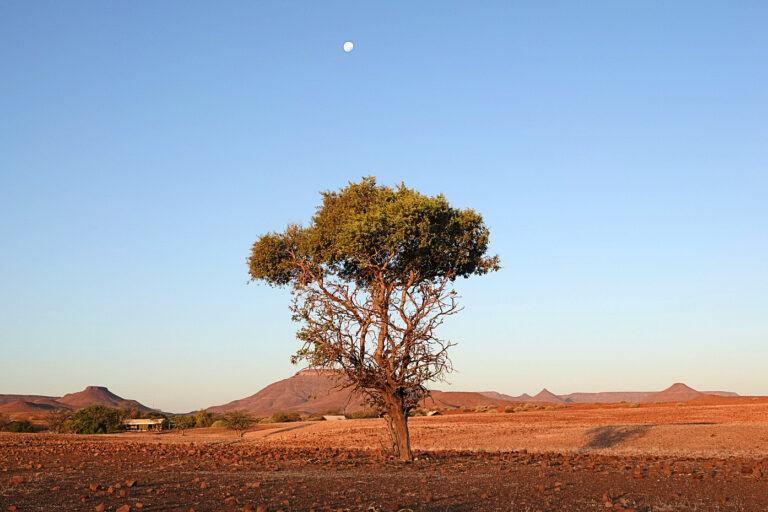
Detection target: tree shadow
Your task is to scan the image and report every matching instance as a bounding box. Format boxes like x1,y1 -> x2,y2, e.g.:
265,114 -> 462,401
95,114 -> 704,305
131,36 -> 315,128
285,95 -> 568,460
583,425 -> 652,450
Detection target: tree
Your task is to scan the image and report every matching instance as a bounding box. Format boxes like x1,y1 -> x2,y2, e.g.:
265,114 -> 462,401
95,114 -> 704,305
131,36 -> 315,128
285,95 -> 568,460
193,409 -> 215,428
248,177 -> 498,460
222,410 -> 255,437
66,405 -> 124,434
45,409 -> 72,434
0,412 -> 9,431
172,414 -> 197,436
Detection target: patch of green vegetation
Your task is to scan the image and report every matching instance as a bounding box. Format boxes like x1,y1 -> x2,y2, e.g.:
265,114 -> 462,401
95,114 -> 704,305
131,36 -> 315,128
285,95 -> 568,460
269,411 -> 302,423
5,420 -> 36,433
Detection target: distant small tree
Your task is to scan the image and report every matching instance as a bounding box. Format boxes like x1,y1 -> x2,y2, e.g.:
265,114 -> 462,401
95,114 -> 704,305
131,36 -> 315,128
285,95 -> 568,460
194,409 -> 215,428
248,178 -> 499,460
172,414 -> 197,436
222,410 -> 255,437
45,409 -> 72,434
0,412 -> 9,431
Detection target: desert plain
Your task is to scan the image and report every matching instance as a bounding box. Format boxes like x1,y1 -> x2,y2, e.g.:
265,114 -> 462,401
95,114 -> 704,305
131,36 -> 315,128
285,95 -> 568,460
2,397 -> 768,512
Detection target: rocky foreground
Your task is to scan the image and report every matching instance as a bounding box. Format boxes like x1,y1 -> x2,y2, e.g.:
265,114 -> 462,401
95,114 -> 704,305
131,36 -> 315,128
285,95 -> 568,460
1,433 -> 767,512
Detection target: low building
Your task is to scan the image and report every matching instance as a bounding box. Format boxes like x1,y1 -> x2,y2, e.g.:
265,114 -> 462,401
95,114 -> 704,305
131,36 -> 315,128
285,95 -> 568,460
123,418 -> 167,431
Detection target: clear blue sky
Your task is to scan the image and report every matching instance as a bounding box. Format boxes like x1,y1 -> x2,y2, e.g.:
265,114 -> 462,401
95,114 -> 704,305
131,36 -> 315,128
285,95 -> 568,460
1,2 -> 766,412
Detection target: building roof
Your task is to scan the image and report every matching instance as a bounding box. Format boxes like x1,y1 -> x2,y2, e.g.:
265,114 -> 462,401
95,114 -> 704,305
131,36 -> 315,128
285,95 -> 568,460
123,418 -> 165,425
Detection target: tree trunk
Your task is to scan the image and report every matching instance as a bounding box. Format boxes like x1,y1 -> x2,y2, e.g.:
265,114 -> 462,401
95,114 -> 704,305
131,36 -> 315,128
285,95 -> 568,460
384,403 -> 413,461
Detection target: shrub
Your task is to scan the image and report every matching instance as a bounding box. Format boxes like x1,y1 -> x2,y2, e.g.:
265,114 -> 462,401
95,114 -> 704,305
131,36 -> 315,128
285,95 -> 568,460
345,409 -> 380,420
545,406 -> 555,411
488,408 -> 499,414
524,403 -> 536,409
504,406 -> 515,413
194,410 -> 216,428
514,407 -> 525,412
6,420 -> 35,433
629,402 -> 640,408
270,411 -> 301,423
409,408 -> 427,417
210,419 -> 227,428
676,403 -> 685,407
474,405 -> 488,412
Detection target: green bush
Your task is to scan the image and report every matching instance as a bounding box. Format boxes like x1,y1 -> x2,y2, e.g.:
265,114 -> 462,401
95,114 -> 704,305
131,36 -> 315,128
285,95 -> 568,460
6,420 -> 36,433
194,410 -> 216,428
66,405 -> 124,434
545,406 -> 555,411
270,411 -> 301,423
630,402 -> 640,408
172,414 -> 197,434
210,419 -> 228,428
409,408 -> 427,417
345,409 -> 380,420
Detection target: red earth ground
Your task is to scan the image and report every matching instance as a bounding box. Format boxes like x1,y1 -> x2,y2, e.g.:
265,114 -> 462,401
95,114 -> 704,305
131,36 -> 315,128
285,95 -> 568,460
2,399 -> 768,511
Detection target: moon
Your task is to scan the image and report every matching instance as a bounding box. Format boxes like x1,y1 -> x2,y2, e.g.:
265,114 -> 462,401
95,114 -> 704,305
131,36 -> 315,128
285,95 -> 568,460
343,41 -> 354,53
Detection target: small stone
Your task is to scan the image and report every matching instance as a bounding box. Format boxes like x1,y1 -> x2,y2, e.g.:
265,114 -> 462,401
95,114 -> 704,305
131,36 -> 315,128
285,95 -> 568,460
95,505 -> 105,512
125,480 -> 136,488
116,506 -> 131,512
10,477 -> 23,485
89,483 -> 99,491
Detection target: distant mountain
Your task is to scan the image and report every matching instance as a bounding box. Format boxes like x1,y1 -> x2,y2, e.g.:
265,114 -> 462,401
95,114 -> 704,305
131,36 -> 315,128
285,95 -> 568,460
478,391 -> 520,402
207,373 -> 741,416
643,383 -> 703,403
208,370 -> 368,415
424,391 -> 514,409
0,386 -> 153,416
58,386 -> 152,411
532,389 -> 565,403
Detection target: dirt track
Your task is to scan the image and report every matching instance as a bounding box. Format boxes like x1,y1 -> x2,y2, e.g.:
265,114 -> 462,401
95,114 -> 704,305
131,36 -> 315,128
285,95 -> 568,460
2,401 -> 767,511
